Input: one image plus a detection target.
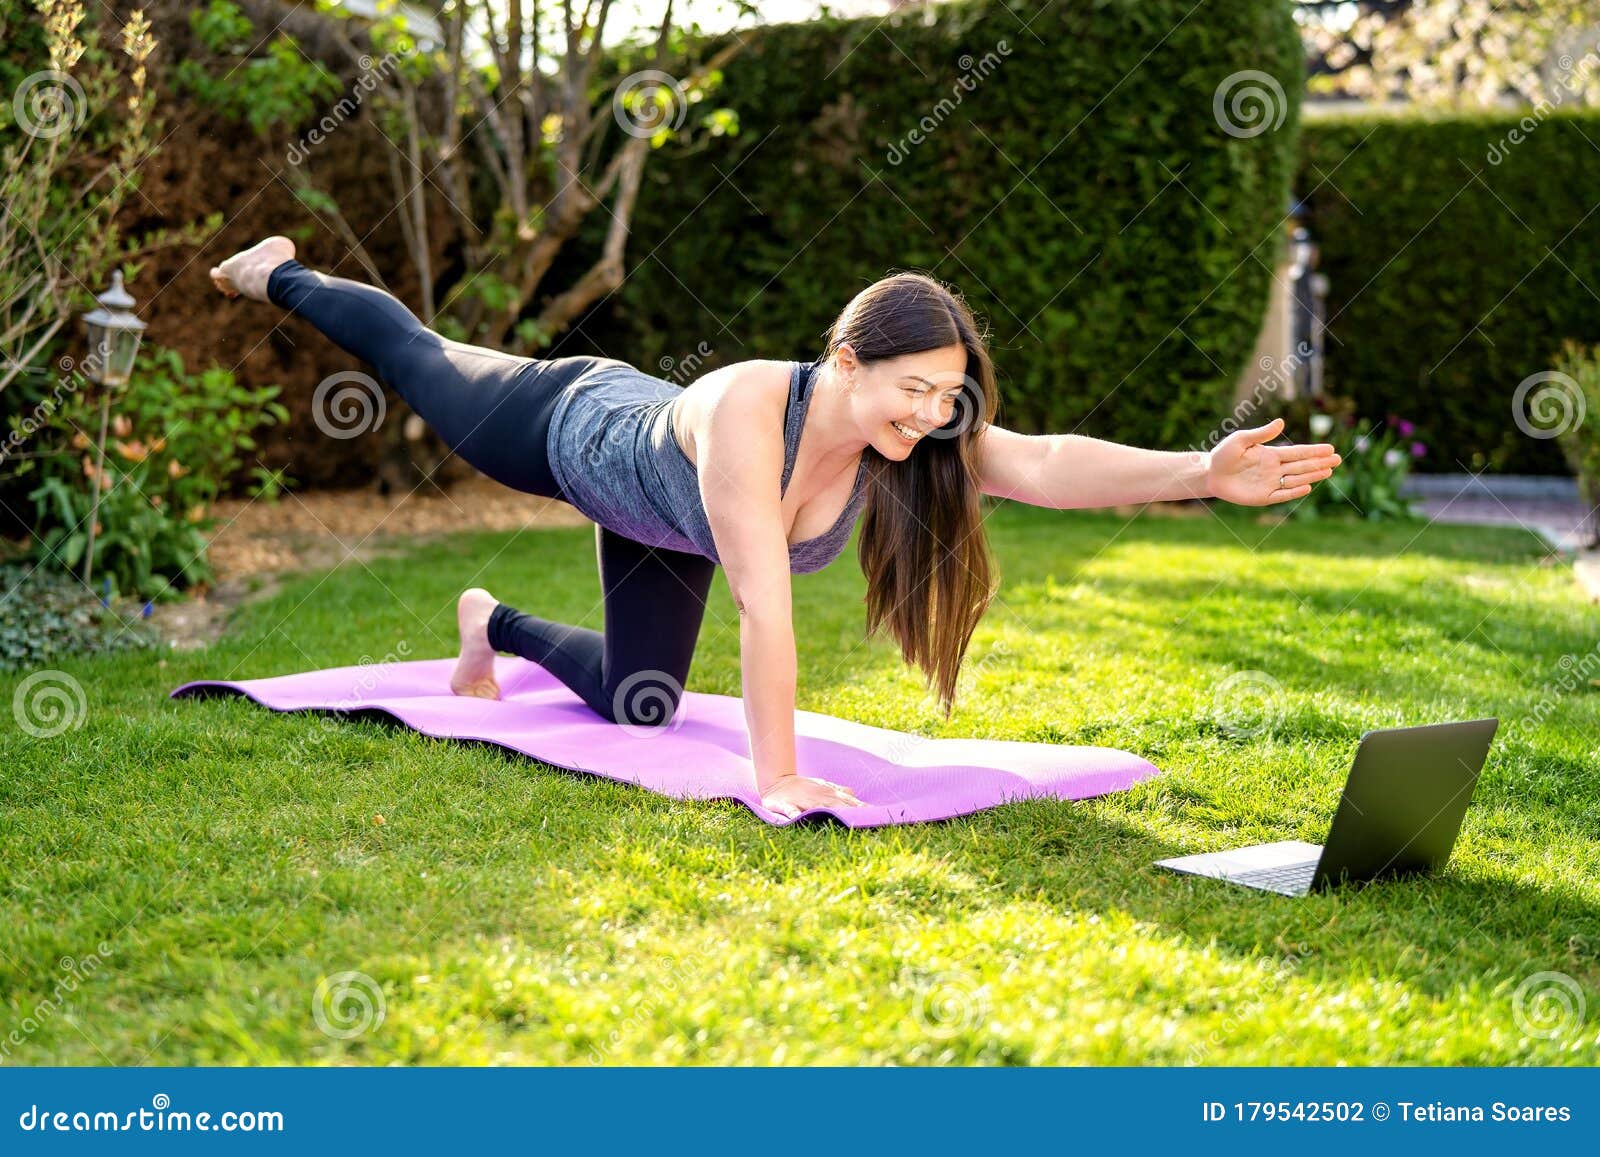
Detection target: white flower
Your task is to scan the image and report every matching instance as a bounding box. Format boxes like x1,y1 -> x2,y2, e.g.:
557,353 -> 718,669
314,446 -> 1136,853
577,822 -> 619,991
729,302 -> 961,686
1309,413 -> 1334,438
1353,435 -> 1370,453
1384,447 -> 1404,468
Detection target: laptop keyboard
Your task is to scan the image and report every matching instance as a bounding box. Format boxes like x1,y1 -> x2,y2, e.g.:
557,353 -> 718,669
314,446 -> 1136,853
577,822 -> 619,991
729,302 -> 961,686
1229,861 -> 1319,894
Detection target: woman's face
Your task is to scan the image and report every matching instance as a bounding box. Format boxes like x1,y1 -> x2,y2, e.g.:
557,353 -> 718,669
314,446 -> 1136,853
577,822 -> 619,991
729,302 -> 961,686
837,343 -> 971,459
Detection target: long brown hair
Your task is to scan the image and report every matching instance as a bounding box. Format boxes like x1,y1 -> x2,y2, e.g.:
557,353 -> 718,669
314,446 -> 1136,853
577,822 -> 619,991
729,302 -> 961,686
823,272 -> 1000,715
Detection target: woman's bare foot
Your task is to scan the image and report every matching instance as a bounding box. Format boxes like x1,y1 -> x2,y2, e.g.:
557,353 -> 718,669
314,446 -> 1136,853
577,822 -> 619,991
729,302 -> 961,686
450,587 -> 501,700
209,236 -> 296,302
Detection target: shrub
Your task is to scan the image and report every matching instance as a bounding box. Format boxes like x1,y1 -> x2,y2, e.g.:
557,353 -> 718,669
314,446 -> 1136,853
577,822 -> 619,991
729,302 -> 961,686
1553,340 -> 1600,521
0,1 -> 217,397
595,0 -> 1302,451
1271,392 -> 1425,520
0,562 -> 156,672
172,0 -> 341,135
1299,110 -> 1600,475
8,345 -> 290,601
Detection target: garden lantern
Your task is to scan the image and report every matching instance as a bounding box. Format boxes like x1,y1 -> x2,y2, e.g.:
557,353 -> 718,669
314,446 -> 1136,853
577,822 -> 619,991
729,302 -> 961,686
81,269 -> 146,388
79,269 -> 146,586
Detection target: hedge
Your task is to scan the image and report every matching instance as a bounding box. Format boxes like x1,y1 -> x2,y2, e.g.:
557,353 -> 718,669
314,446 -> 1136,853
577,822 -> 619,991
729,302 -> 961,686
1299,109 -> 1600,475
587,0 -> 1303,450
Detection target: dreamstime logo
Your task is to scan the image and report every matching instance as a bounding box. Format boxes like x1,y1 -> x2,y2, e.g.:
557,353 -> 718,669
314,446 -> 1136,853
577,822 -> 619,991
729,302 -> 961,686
1512,970 -> 1585,1041
587,342 -> 714,470
0,940 -> 114,1059
920,371 -> 988,442
612,70 -> 687,139
658,340 -> 714,386
1513,644 -> 1600,741
286,49 -> 411,165
312,371 -> 386,439
311,970 -> 386,1040
13,670 -> 87,738
1192,341 -> 1315,453
909,969 -> 989,1040
0,355 -> 86,468
1210,669 -> 1283,738
1186,941 -> 1312,1064
585,410 -> 640,470
1213,70 -> 1288,139
1487,39 -> 1600,164
279,640 -> 413,766
350,641 -> 414,695
890,639 -> 1014,758
611,669 -> 686,738
1512,371 -> 1585,440
886,42 -> 1011,164
13,70 -> 88,139
585,952 -> 707,1064
283,710 -> 349,765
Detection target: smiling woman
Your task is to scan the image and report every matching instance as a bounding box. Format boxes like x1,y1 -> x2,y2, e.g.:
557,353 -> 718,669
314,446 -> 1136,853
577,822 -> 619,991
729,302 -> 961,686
208,239 -> 1339,820
808,273 -> 1001,724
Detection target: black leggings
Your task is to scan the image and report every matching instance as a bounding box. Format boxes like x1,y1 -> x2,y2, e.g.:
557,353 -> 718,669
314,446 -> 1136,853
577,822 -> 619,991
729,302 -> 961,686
266,260 -> 716,726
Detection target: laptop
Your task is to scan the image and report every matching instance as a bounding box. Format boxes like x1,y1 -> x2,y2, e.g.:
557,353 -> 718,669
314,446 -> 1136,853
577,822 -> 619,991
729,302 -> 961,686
1155,718 -> 1499,896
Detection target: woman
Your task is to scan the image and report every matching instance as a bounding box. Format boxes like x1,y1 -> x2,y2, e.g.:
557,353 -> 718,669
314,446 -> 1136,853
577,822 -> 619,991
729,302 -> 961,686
211,237 -> 1341,819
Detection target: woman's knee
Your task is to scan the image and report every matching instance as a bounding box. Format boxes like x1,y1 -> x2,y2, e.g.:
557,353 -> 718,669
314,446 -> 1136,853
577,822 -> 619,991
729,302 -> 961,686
605,667 -> 688,729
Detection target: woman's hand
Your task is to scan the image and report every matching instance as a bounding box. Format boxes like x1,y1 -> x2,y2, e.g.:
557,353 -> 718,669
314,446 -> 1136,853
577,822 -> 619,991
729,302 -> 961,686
759,773 -> 865,820
1207,417 -> 1342,506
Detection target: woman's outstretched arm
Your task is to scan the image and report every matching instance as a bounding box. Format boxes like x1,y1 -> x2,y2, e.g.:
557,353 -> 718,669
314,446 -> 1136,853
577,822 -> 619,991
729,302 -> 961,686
695,379 -> 864,820
975,418 -> 1341,509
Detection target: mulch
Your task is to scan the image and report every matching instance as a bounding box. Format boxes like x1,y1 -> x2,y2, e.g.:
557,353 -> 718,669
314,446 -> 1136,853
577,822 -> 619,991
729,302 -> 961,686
18,473 -> 597,651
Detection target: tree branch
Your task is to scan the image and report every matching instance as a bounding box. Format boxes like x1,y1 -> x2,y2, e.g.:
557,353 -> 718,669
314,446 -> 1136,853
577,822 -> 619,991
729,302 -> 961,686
0,314 -> 66,396
530,140 -> 646,345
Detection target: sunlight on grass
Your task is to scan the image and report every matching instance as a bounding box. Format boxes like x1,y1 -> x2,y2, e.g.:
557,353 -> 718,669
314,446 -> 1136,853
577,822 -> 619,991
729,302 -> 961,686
3,504 -> 1598,1065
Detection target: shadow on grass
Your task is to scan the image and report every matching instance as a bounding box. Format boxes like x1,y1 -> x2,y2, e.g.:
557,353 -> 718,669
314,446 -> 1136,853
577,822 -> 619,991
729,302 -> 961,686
774,799 -> 1600,1014
788,570 -> 1565,722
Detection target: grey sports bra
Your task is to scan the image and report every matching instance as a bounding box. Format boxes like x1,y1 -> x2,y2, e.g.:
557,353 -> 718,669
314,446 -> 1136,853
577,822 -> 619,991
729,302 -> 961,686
545,359 -> 870,574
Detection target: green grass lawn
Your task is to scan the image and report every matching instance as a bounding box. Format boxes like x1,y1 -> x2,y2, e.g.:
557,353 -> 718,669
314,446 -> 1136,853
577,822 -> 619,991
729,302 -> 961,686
3,501 -> 1598,1065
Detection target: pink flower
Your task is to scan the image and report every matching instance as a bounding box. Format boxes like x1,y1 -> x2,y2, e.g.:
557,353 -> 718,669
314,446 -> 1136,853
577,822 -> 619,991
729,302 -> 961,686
1397,419 -> 1416,437
1411,441 -> 1427,458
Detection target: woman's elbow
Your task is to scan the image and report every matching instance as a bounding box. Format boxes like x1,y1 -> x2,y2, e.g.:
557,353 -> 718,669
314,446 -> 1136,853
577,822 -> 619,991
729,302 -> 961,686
728,570 -> 791,621
735,594 -> 792,627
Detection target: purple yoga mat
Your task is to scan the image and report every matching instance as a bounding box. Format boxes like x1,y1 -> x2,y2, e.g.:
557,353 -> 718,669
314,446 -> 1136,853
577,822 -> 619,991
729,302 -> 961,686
170,658 -> 1162,827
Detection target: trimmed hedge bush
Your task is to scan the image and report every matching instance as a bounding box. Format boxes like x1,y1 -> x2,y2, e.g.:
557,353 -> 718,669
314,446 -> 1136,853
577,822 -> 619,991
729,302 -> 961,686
594,0 -> 1302,449
1299,110 -> 1600,475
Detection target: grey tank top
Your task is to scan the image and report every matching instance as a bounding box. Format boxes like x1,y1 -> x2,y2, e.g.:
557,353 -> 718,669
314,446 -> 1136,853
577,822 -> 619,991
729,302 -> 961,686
545,359 -> 870,574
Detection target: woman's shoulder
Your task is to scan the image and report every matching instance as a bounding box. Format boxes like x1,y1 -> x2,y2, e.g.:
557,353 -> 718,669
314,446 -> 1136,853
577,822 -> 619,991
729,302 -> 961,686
681,358 -> 793,419
672,359 -> 795,464
701,358 -> 796,394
